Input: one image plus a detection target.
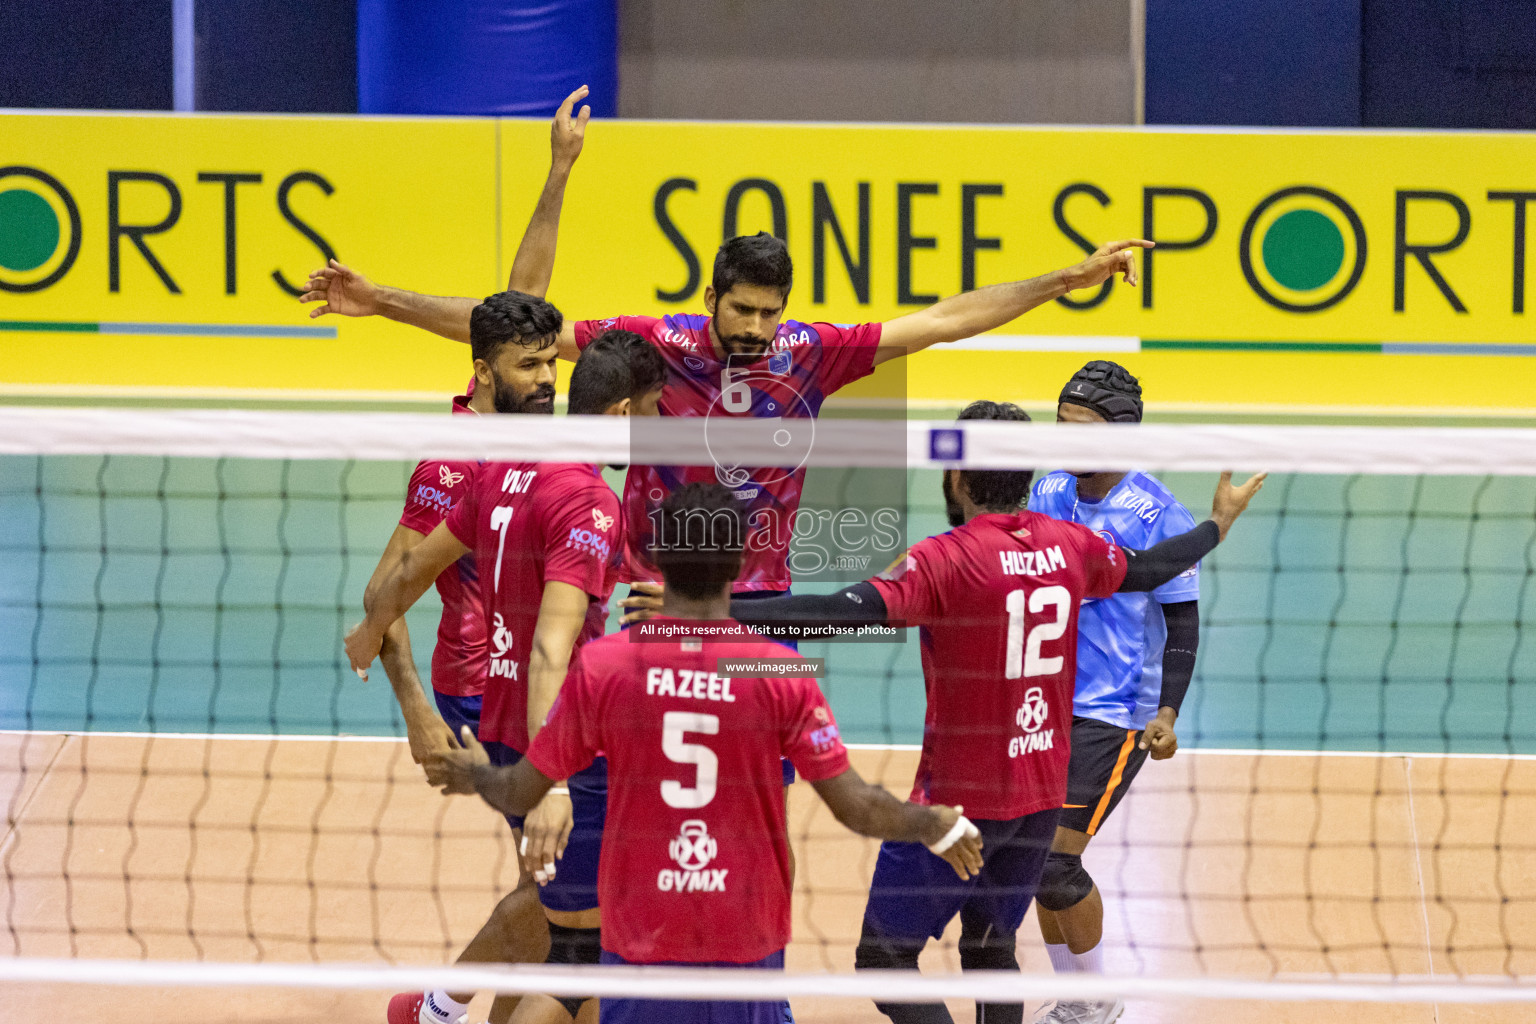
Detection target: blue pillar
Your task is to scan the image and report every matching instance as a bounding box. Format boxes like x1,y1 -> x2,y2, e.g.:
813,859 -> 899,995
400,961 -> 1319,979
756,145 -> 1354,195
358,0 -> 617,117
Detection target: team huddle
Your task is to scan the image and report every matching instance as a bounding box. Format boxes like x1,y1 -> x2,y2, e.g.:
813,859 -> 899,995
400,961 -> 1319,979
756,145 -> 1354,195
334,89 -> 1265,1024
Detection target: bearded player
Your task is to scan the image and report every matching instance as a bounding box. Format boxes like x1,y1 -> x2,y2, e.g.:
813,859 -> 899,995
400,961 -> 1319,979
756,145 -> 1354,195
426,482 -> 984,1024
1013,361 -> 1199,1024
703,402 -> 1264,1024
349,296 -> 665,1024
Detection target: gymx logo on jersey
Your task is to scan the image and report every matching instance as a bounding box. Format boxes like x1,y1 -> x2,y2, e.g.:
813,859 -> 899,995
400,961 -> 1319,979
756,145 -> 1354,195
1010,686 -> 1055,758
659,819 -> 727,893
488,612 -> 517,680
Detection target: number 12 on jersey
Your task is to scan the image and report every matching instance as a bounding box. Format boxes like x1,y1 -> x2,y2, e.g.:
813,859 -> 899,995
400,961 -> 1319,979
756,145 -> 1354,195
1004,585 -> 1070,679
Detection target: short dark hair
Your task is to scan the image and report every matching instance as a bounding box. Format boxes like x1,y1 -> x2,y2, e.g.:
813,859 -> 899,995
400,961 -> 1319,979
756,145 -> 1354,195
469,290 -> 563,365
567,330 -> 667,415
957,400 -> 1034,510
651,482 -> 745,599
712,232 -> 792,300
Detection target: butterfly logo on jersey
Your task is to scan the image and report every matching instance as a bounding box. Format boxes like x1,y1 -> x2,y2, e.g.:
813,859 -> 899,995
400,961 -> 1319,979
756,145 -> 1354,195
591,507 -> 614,532
438,465 -> 465,488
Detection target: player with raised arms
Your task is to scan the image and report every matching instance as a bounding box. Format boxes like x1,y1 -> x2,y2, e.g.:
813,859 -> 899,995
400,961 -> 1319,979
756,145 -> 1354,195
353,86 -> 601,1024
669,401 -> 1265,1024
1017,361 -> 1201,1024
348,298 -> 664,1024
425,481 -> 985,1024
299,169 -> 1153,604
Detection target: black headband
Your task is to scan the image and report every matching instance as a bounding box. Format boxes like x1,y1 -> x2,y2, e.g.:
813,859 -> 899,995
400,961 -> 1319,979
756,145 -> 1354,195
1058,362 -> 1143,423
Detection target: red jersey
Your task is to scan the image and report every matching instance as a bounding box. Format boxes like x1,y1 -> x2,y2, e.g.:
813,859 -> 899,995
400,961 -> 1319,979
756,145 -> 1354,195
869,511 -> 1127,820
526,619 -> 850,964
443,460 -> 620,750
398,395 -> 484,698
573,314 -> 882,593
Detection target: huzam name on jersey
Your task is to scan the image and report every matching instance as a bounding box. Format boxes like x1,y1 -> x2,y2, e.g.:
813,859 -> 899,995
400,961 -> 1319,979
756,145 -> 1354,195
999,545 -> 1067,577
656,867 -> 729,892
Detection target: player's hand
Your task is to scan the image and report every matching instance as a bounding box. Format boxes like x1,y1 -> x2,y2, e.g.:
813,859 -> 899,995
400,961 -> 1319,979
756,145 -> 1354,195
1210,471 -> 1268,541
924,805 -> 984,881
551,85 -> 591,169
1062,239 -> 1154,292
522,788 -> 574,885
425,725 -> 490,795
343,620 -> 383,681
405,711 -> 457,767
619,581 -> 665,625
1140,709 -> 1178,760
300,259 -> 382,319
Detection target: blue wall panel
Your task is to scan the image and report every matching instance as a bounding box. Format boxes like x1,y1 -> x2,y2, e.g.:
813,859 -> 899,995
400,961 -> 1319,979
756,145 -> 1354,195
1146,0 -> 1361,126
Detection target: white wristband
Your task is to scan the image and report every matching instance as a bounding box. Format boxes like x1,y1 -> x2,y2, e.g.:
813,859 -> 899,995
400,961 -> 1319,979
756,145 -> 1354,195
547,786 -> 569,795
927,814 -> 978,855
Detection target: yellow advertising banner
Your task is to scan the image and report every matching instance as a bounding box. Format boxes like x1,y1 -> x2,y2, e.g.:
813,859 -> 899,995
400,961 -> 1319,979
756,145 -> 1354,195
5,113 -> 1535,412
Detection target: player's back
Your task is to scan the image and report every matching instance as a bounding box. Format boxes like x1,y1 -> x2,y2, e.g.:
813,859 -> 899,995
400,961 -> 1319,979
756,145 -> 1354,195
564,619 -> 845,965
870,511 -> 1126,820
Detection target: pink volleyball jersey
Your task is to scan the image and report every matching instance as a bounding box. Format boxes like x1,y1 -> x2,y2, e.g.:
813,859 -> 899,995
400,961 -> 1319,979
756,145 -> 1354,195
443,460 -> 621,750
397,394 -> 484,698
573,314 -> 882,592
526,619 -> 850,963
869,511 -> 1128,820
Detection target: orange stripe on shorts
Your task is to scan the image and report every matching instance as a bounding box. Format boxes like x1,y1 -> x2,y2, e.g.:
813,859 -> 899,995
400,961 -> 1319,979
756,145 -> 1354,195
1085,730 -> 1138,835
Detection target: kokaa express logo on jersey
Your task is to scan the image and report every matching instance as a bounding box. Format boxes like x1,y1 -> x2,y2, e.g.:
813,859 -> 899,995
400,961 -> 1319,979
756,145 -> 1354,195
0,163 -> 335,296
411,466 -> 462,516
659,819 -> 727,893
488,613 -> 517,681
1010,686 -> 1054,758
808,704 -> 840,753
566,507 -> 613,560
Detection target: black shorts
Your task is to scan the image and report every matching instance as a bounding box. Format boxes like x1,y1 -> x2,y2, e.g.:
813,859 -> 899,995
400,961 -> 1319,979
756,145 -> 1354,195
1057,716 -> 1150,836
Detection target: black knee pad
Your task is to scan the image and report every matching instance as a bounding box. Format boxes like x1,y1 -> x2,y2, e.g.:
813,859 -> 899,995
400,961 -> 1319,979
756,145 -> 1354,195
1035,851 -> 1093,912
855,918 -> 923,972
544,922 -> 600,1018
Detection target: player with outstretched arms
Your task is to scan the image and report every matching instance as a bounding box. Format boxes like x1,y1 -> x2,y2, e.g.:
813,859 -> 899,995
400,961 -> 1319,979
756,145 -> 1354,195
348,299 -> 664,1024
426,482 -> 984,1024
1017,362 -> 1202,1024
636,402 -> 1266,1024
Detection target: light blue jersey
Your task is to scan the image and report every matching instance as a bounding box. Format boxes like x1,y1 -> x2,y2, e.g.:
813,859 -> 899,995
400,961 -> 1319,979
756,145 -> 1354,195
1029,470 -> 1200,729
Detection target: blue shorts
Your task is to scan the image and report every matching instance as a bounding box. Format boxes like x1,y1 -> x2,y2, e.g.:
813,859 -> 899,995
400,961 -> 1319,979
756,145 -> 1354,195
481,739 -> 607,914
626,587 -> 797,788
433,690 -> 482,740
598,948 -> 785,1024
862,807 -> 1061,943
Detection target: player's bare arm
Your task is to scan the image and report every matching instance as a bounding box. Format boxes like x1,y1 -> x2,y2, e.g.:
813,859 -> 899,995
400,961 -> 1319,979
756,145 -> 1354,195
519,579 -> 591,883
811,768 -> 983,880
428,726 -> 558,817
361,524 -> 456,765
345,521 -> 471,679
299,86 -> 590,359
873,239 -> 1154,367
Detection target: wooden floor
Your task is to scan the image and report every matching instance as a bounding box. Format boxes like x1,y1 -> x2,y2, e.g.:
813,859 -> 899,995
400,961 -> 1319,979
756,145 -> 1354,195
2,733 -> 1534,1023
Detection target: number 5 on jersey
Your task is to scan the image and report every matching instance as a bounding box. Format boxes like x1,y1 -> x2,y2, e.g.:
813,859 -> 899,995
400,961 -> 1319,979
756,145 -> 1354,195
661,711 -> 719,809
1004,585 -> 1070,679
